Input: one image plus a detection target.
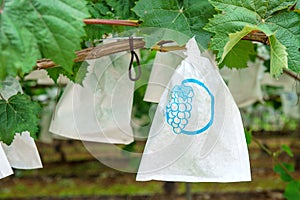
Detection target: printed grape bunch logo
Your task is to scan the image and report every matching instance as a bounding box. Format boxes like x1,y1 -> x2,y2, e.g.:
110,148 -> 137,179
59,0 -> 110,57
166,83 -> 194,134
166,78 -> 214,135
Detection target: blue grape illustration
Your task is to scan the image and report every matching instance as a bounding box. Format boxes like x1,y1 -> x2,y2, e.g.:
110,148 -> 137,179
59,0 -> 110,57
166,83 -> 194,134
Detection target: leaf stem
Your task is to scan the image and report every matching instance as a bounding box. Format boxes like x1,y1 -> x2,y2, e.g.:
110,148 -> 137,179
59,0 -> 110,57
0,92 -> 5,100
276,157 -> 296,180
252,136 -> 273,156
0,0 -> 4,14
252,135 -> 296,180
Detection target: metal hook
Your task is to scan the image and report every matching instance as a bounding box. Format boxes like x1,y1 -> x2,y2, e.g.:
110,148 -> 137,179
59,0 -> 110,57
128,36 -> 142,81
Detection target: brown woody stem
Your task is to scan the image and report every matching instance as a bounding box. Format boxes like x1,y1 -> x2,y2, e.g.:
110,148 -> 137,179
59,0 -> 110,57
83,19 -> 140,27
242,30 -> 269,45
0,0 -> 4,13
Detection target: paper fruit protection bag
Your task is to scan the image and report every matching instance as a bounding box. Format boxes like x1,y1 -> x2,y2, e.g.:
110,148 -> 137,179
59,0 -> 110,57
0,145 -> 13,179
220,59 -> 264,108
136,38 -> 251,182
2,132 -> 43,169
49,51 -> 134,144
0,77 -> 42,179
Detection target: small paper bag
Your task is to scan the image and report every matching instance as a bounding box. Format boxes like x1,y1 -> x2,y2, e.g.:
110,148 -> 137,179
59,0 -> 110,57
1,132 -> 43,169
49,52 -> 134,144
0,145 -> 13,179
136,38 -> 251,182
0,77 -> 42,176
220,59 -> 264,108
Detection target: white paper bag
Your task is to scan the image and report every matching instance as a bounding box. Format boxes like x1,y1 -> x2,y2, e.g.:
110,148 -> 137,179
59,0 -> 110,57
144,46 -> 185,103
0,76 -> 23,99
49,52 -> 135,144
261,73 -> 300,119
136,38 -> 251,182
0,77 -> 43,175
25,69 -> 69,85
1,132 -> 43,169
221,59 -> 264,108
0,145 -> 13,179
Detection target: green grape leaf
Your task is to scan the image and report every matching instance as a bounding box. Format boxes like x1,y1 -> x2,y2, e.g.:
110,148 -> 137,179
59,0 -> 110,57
282,144 -> 294,157
46,67 -> 68,84
269,35 -> 288,77
273,162 -> 295,182
133,0 -> 216,49
0,0 -> 89,80
284,180 -> 300,200
205,0 -> 299,75
0,93 -> 41,145
220,40 -> 255,69
46,61 -> 88,85
266,11 -> 300,73
221,25 -> 272,63
106,0 -> 136,19
85,1 -> 114,41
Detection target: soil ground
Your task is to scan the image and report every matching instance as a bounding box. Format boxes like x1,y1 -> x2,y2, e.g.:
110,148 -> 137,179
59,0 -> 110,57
0,133 -> 299,200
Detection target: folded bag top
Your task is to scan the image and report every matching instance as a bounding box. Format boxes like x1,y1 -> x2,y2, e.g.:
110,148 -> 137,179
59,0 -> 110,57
136,37 -> 251,182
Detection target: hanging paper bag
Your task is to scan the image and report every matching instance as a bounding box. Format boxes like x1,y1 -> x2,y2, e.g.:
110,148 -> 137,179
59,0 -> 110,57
0,145 -> 13,179
1,132 -> 43,169
49,52 -> 135,144
0,76 -> 43,173
219,59 -> 264,107
261,72 -> 300,119
144,45 -> 185,103
136,38 -> 251,182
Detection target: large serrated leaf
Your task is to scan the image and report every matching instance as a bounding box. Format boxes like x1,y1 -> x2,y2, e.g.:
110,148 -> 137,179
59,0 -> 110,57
205,0 -> 299,75
0,0 -> 89,80
0,93 -> 41,145
266,11 -> 300,73
133,0 -> 216,49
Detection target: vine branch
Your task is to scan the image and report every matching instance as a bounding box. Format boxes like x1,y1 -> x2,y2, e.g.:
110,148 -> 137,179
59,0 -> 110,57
35,38 -> 145,69
283,68 -> 300,82
36,19 -> 300,83
83,19 -> 140,27
242,30 -> 269,45
35,30 -> 269,70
